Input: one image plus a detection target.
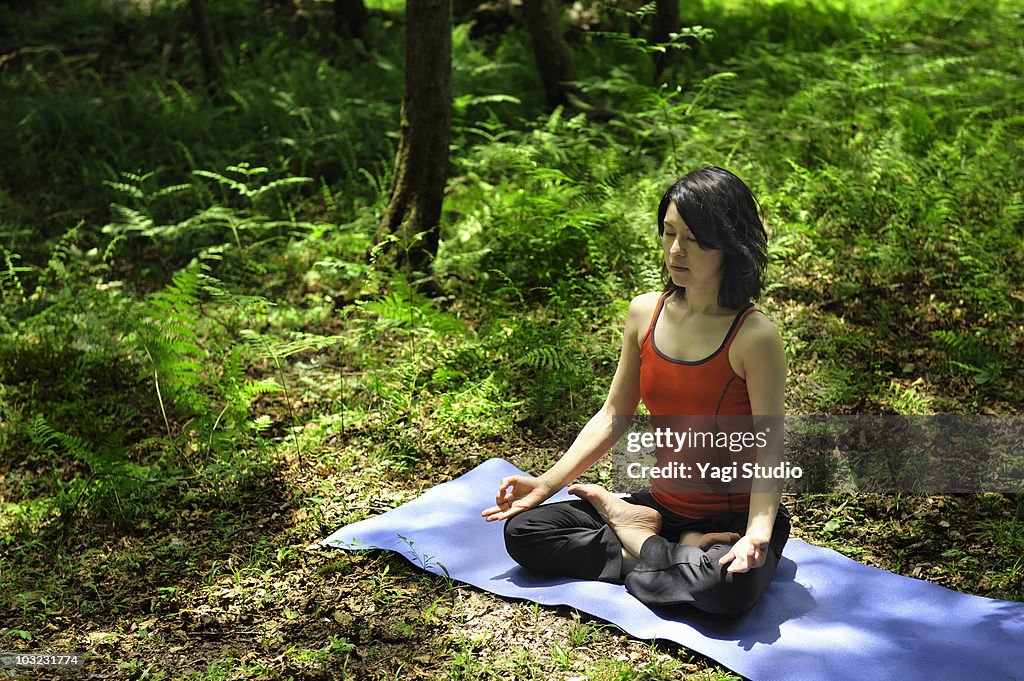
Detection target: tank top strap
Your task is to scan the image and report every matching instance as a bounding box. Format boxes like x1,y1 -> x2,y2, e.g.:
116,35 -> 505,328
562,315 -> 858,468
721,305 -> 760,352
641,291 -> 672,346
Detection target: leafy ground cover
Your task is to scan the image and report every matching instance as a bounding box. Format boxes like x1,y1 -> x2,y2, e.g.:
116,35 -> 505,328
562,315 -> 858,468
1,0 -> 1022,678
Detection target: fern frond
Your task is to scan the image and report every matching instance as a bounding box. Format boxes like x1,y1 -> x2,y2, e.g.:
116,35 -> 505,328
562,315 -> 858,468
26,415 -> 137,479
151,183 -> 192,200
226,163 -> 268,177
515,345 -> 566,372
239,329 -> 341,359
0,246 -> 28,304
192,169 -> 251,197
105,203 -> 155,234
238,378 -> 282,405
129,266 -> 211,415
197,274 -> 273,315
249,176 -> 313,200
102,180 -> 145,200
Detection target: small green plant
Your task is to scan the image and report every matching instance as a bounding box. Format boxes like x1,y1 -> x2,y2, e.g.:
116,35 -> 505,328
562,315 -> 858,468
550,641 -> 573,670
932,329 -> 1004,386
568,617 -> 601,647
449,639 -> 491,681
396,533 -> 455,590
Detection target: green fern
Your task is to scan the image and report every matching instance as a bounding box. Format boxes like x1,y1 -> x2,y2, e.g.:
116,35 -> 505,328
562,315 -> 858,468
128,266 -> 209,431
206,343 -> 283,452
931,329 -> 1003,384
0,245 -> 28,308
33,222 -> 84,294
27,415 -> 135,479
192,163 -> 312,204
109,203 -> 156,235
25,414 -> 150,522
103,170 -> 193,219
515,345 -> 567,372
239,329 -> 342,359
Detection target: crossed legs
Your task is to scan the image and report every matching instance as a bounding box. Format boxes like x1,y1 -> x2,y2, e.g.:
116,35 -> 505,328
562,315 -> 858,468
503,487 -> 788,616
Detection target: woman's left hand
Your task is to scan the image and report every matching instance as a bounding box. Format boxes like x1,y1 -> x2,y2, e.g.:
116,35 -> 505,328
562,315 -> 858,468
718,534 -> 770,574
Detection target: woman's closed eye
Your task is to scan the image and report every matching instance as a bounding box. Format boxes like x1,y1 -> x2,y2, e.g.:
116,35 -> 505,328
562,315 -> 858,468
667,233 -> 697,243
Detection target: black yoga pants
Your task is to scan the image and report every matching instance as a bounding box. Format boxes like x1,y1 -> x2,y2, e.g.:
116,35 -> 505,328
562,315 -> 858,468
503,490 -> 790,617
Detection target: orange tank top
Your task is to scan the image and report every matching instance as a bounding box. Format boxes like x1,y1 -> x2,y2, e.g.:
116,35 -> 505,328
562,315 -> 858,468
639,291 -> 760,518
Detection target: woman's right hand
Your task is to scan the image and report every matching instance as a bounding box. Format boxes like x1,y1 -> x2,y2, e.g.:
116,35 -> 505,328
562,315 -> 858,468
480,475 -> 554,522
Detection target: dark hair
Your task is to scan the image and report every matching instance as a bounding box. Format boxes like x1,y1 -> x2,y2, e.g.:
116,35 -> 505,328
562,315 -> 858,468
657,166 -> 768,309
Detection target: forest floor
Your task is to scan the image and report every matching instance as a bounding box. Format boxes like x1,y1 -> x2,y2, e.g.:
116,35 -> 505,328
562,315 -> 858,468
3,343 -> 1021,680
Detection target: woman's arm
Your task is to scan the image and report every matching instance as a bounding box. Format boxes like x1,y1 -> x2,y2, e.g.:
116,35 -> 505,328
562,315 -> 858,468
481,294 -> 650,521
719,313 -> 786,572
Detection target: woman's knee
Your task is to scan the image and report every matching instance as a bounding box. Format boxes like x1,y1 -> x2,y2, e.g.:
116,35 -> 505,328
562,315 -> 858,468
503,508 -> 541,539
502,510 -> 544,567
700,564 -> 773,616
697,583 -> 760,616
627,553 -> 765,616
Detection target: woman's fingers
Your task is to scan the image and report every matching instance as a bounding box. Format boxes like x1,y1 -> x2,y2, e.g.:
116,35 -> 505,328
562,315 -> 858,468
481,504 -> 520,522
482,476 -> 523,521
719,538 -> 767,573
495,476 -> 518,506
483,475 -> 547,522
482,508 -> 504,521
723,549 -> 749,574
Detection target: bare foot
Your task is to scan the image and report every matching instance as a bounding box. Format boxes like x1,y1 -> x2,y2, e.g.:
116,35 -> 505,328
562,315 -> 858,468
568,484 -> 662,559
679,530 -> 741,550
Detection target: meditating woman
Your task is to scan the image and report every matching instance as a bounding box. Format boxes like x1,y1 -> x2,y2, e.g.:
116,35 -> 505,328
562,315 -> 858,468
480,166 -> 790,616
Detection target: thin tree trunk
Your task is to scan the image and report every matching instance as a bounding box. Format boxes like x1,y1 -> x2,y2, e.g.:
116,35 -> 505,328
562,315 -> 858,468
188,0 -> 221,90
335,0 -> 368,39
651,0 -> 686,76
523,0 -> 578,109
373,0 -> 452,276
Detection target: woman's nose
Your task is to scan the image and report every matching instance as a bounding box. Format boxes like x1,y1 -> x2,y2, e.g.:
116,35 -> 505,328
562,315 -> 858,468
670,237 -> 683,256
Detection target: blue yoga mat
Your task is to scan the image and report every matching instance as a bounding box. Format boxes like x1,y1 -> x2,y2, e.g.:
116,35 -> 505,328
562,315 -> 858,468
319,458 -> 1024,681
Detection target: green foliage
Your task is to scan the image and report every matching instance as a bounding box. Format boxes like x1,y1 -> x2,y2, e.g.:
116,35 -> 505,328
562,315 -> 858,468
443,108 -> 660,300
493,289 -> 620,424
24,414 -> 152,525
129,266 -> 210,423
0,206 -> 331,534
931,329 -> 1005,385
0,1 -> 401,260
192,163 -> 313,206
101,163 -> 321,280
681,0 -> 865,62
450,22 -> 536,125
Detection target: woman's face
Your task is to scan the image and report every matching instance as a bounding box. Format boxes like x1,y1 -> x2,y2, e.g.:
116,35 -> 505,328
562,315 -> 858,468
662,202 -> 725,294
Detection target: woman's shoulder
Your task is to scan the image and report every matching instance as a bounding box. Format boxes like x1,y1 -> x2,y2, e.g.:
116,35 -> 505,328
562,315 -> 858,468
626,291 -> 664,322
628,290 -> 664,310
733,307 -> 783,355
620,292 -> 664,342
740,305 -> 778,329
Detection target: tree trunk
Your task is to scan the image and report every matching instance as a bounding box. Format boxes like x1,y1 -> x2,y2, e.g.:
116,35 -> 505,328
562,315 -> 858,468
335,0 -> 368,39
651,0 -> 688,76
523,0 -> 578,110
373,0 -> 452,276
188,0 -> 221,90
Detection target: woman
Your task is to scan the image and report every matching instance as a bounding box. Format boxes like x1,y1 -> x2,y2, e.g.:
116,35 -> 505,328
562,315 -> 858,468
480,166 -> 790,616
